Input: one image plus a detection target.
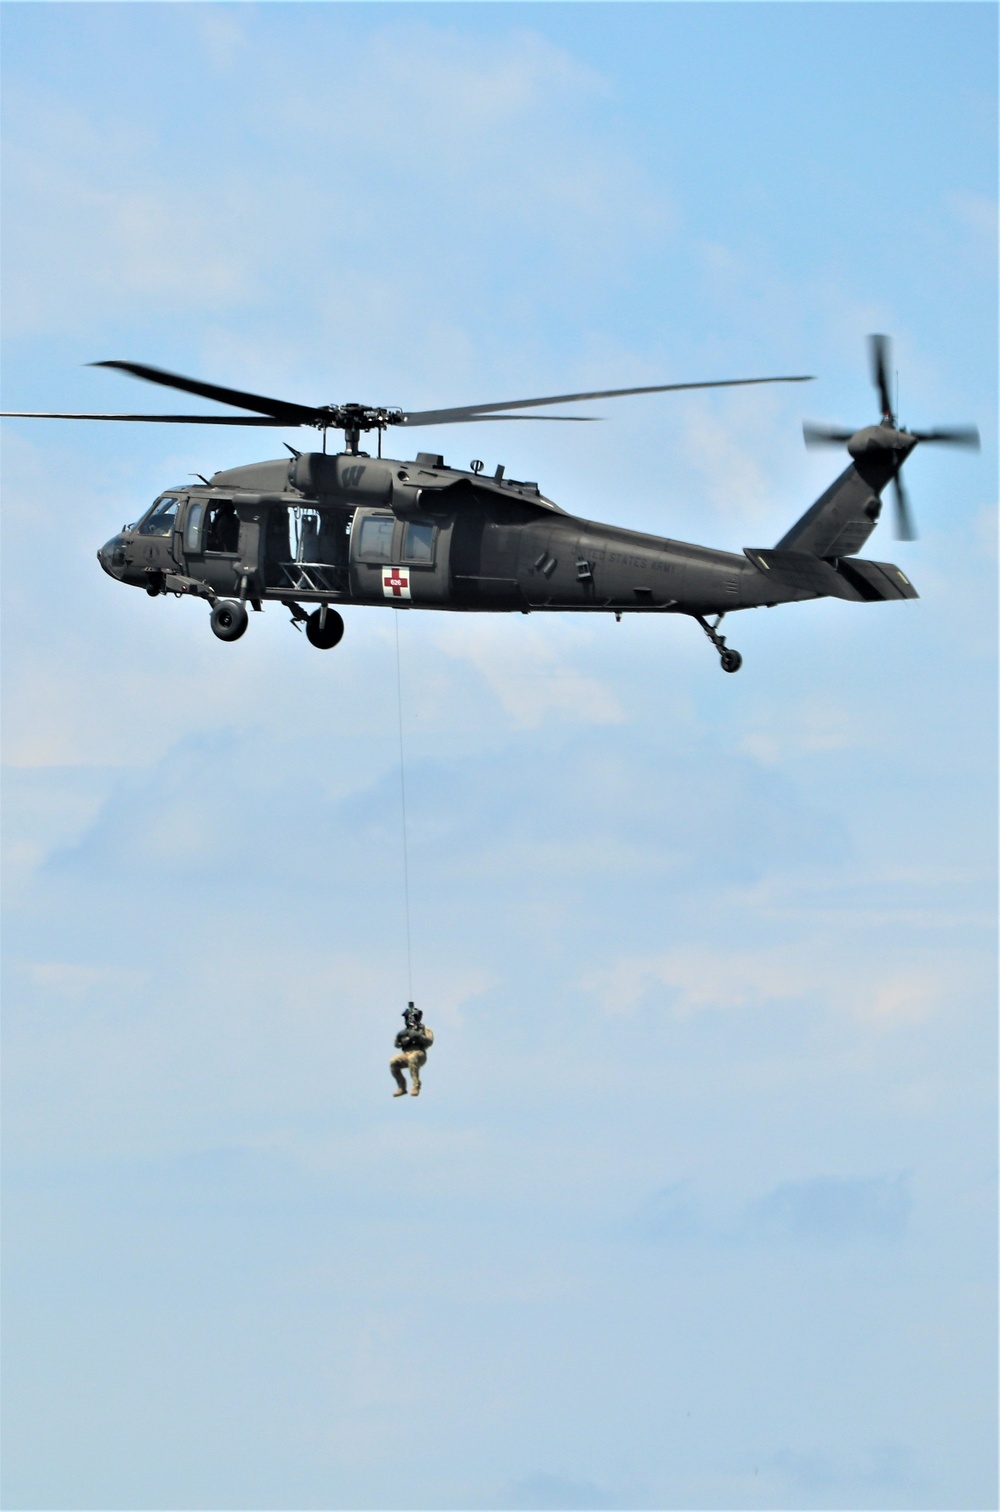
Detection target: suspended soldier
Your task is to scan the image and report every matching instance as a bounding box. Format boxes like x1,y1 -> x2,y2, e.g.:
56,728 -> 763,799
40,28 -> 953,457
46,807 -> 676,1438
390,1003 -> 434,1097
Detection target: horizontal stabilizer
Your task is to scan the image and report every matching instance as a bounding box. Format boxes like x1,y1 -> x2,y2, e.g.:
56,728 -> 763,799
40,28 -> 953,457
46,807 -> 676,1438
834,558 -> 918,600
744,549 -> 918,602
743,548 -> 855,598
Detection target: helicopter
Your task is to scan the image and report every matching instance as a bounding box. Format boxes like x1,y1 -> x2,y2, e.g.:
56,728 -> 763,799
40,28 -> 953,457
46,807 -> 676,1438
2,335 -> 978,671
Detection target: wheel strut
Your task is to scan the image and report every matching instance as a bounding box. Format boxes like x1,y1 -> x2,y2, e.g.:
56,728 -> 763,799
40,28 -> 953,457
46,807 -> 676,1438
694,614 -> 743,673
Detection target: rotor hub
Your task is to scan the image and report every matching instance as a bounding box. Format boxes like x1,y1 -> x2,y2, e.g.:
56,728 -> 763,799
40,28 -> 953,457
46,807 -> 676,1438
316,403 -> 404,431
313,403 -> 406,452
846,424 -> 917,459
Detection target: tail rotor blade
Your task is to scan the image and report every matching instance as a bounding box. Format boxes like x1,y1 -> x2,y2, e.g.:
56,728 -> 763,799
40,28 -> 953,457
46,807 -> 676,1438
892,473 -> 917,541
910,425 -> 980,448
803,422 -> 855,448
869,334 -> 895,425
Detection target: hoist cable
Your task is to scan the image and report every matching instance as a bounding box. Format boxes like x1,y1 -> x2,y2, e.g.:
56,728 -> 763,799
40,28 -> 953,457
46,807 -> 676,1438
394,614 -> 414,1000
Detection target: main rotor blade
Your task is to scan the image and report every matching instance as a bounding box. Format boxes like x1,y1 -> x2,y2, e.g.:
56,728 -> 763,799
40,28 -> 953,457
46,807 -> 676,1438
423,414 -> 599,422
0,407 -> 596,426
910,425 -> 980,448
399,373 -> 814,427
892,472 -> 917,541
91,361 -> 320,424
1,411 -> 295,425
869,334 -> 894,424
802,422 -> 855,448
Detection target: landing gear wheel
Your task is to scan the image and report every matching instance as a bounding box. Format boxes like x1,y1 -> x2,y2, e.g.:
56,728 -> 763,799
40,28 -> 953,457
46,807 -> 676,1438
210,599 -> 249,642
694,613 -> 742,674
305,607 -> 345,649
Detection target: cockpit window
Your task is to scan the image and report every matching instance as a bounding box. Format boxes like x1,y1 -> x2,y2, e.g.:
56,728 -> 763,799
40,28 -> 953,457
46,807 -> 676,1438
356,514 -> 396,561
138,496 -> 179,536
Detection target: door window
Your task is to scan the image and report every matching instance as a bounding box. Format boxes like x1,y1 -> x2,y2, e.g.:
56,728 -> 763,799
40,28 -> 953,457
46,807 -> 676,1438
401,521 -> 436,563
205,502 -> 240,554
138,496 -> 179,536
184,501 -> 204,552
356,514 -> 396,561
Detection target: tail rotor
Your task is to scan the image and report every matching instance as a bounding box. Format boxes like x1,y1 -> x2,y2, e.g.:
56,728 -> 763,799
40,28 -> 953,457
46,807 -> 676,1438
802,334 -> 980,539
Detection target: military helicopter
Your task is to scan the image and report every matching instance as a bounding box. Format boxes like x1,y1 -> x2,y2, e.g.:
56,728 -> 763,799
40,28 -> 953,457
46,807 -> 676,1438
2,335 -> 978,670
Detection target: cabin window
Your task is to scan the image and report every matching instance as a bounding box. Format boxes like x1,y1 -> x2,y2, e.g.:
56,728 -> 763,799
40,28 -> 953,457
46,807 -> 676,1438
138,496 -> 179,536
356,514 -> 395,561
402,521 -> 436,563
184,501 -> 203,552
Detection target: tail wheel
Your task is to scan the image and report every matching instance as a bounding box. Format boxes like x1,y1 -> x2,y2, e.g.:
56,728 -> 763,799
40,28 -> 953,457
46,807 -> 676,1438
306,608 -> 345,649
720,649 -> 743,673
210,600 -> 249,642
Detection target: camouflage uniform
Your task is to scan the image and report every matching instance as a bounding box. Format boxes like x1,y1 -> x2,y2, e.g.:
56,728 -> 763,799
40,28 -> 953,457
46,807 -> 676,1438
390,1025 -> 434,1097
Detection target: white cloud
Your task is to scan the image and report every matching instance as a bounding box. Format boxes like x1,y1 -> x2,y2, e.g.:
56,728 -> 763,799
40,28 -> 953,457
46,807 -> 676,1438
738,695 -> 864,765
2,105 -> 255,335
947,191 -> 998,257
21,961 -> 147,1000
583,943 -> 950,1031
2,22 -> 673,345
433,617 -> 625,728
675,397 -> 776,526
868,973 -> 939,1028
195,10 -> 250,75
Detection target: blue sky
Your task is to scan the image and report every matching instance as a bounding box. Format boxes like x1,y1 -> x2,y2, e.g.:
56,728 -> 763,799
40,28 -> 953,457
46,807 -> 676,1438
1,4 -> 996,1509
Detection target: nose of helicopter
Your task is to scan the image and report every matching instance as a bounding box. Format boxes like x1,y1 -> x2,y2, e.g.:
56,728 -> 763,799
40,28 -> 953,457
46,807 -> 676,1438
97,534 -> 125,578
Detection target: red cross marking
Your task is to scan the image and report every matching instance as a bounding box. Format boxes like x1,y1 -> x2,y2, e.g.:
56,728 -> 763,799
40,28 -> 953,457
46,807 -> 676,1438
384,568 -> 409,597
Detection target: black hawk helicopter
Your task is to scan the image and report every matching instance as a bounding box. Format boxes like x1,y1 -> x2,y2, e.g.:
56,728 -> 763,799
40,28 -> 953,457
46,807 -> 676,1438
3,335 -> 978,670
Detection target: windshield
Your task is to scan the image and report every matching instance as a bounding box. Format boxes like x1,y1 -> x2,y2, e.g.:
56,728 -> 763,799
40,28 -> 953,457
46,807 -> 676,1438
138,495 -> 180,537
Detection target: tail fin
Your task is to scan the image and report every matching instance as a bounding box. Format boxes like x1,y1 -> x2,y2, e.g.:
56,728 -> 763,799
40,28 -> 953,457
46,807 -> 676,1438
776,461 -> 890,557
